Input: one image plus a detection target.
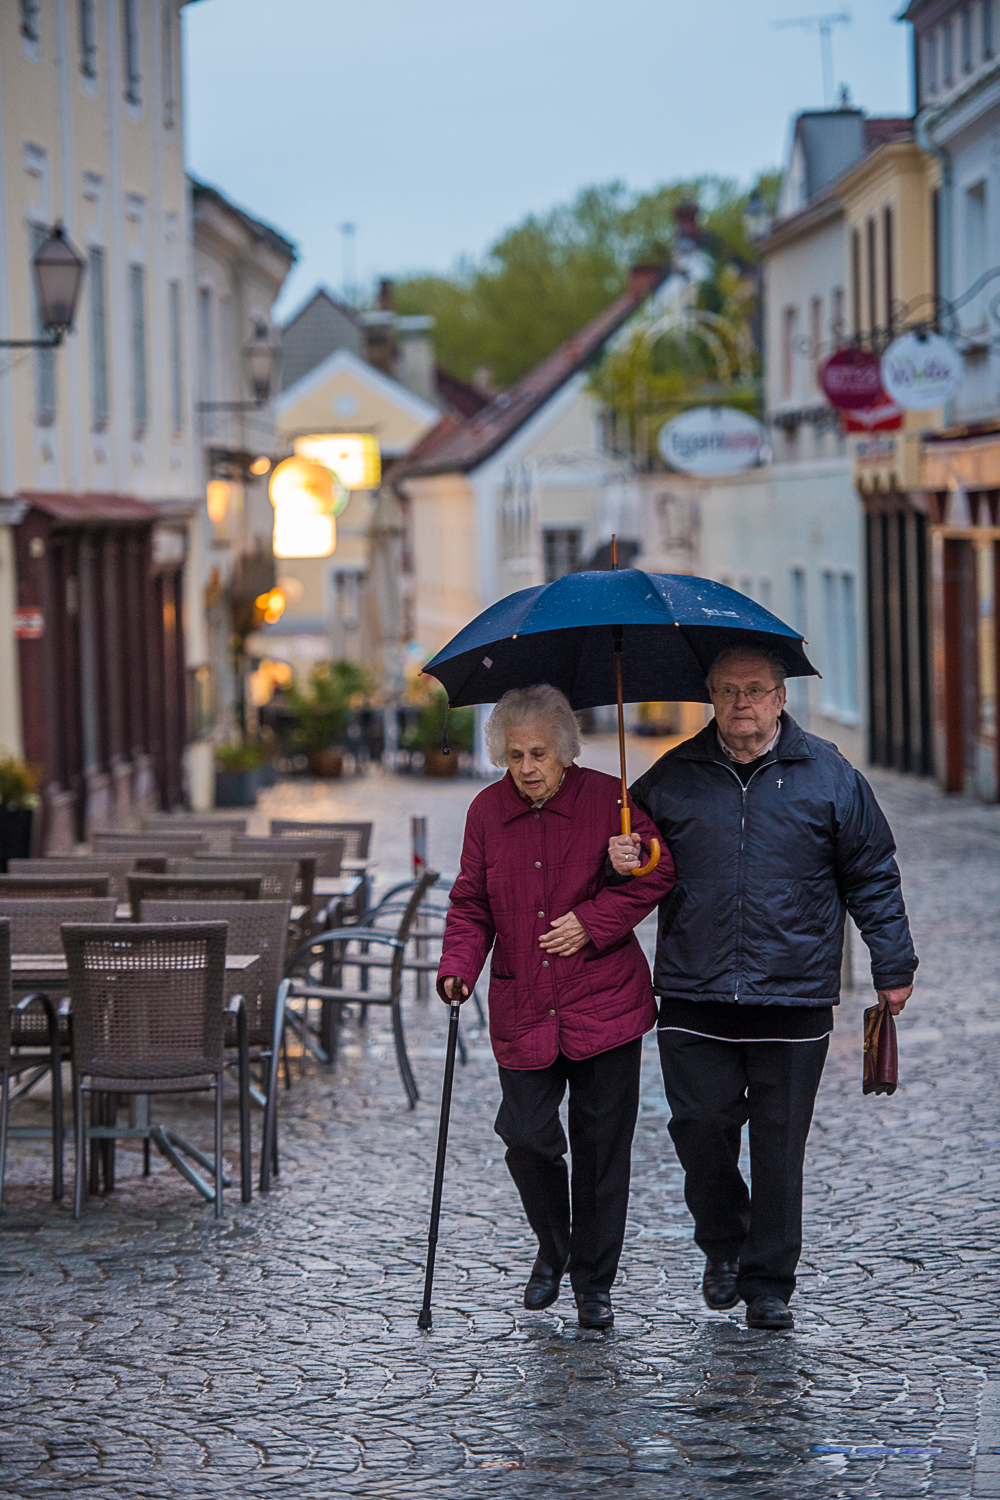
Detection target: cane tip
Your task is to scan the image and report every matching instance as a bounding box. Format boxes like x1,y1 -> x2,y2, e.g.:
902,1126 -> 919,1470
417,1309 -> 433,1330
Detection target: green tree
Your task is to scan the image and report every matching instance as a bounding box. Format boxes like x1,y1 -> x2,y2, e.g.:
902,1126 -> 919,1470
393,173 -> 780,389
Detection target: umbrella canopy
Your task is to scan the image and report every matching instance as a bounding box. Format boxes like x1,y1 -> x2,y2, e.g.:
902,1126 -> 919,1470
423,569 -> 818,709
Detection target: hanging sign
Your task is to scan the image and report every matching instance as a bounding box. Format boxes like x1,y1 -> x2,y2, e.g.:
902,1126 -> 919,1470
658,406 -> 767,475
818,348 -> 884,410
840,399 -> 903,434
880,332 -> 962,411
14,607 -> 43,639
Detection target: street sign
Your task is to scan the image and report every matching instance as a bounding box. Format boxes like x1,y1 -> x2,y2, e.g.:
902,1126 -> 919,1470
658,406 -> 767,475
880,332 -> 962,411
819,347 -> 884,409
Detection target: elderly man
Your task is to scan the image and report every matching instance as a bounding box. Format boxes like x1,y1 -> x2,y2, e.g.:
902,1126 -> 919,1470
610,647 -> 917,1331
438,684 -> 673,1329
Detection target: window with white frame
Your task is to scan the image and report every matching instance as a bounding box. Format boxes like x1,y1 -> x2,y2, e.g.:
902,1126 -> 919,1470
161,3 -> 175,127
89,247 -> 109,430
739,575 -> 753,600
964,179 -> 988,331
79,0 -> 97,76
129,263 -> 148,436
336,571 -> 362,629
122,0 -> 141,104
197,287 -> 213,403
788,568 -> 808,712
542,528 -> 582,583
781,306 -> 798,400
758,578 -> 772,610
943,16 -> 955,83
820,569 -> 859,719
985,0 -> 995,59
924,27 -> 938,93
20,0 -> 40,41
168,280 -> 183,434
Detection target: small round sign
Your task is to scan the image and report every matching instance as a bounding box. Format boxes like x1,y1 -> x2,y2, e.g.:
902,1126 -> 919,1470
819,348 -> 884,410
880,332 -> 962,411
658,406 -> 767,475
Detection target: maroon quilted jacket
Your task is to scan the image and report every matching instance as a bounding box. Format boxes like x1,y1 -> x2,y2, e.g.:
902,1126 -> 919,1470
437,763 -> 675,1069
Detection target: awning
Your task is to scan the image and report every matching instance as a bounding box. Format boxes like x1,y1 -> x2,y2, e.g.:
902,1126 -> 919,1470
15,490 -> 161,524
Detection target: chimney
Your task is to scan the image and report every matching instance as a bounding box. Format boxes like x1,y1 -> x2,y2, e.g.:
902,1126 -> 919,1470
378,278 -> 394,312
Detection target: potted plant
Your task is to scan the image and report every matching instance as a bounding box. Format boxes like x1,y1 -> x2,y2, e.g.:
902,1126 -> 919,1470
214,741 -> 268,808
0,757 -> 39,870
404,692 -> 475,777
289,661 -> 368,778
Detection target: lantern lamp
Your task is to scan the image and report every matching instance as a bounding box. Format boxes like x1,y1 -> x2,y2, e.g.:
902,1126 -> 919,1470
268,456 -> 344,559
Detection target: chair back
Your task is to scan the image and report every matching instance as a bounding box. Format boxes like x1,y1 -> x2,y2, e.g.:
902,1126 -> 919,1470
9,857 -> 168,900
179,858 -> 298,903
91,835 -> 206,858
142,816 -> 244,853
127,873 -> 261,919
142,900 -> 290,1048
0,919 -> 11,1061
0,874 -> 111,898
270,820 -> 372,860
233,835 -> 342,879
0,898 -> 117,954
62,922 -> 227,1082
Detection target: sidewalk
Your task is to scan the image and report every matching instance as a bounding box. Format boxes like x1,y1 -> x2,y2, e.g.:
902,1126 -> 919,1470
0,756 -> 997,1497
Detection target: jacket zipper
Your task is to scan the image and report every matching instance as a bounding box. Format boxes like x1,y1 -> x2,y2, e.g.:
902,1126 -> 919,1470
718,759 -> 775,1003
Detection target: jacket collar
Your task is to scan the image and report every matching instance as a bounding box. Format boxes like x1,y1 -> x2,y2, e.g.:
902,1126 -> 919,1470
499,761 -> 583,821
673,712 -> 814,765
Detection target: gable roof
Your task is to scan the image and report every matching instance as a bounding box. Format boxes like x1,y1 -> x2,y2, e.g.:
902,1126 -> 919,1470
277,346 -> 441,429
397,265 -> 669,478
279,288 -> 365,390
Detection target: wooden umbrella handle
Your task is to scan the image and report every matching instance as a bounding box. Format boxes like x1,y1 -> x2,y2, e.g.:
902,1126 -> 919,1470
620,805 -> 661,878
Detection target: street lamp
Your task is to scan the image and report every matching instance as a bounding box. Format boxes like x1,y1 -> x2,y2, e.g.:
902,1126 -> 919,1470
198,319 -> 280,412
0,223 -> 85,348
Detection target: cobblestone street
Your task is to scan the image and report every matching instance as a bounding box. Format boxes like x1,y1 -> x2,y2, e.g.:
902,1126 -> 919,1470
0,747 -> 998,1498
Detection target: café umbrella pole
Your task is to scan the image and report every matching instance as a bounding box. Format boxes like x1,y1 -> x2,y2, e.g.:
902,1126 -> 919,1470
417,996 -> 462,1330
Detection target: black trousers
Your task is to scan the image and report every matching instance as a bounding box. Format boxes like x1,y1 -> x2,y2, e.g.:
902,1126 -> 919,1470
495,1037 -> 642,1296
657,1031 -> 828,1304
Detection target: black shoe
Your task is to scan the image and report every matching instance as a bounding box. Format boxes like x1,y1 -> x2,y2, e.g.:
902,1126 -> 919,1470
575,1291 -> 614,1330
745,1296 -> 794,1330
702,1259 -> 740,1311
523,1256 -> 566,1311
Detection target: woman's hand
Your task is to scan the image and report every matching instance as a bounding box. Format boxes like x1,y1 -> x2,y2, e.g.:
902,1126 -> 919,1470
608,833 -> 642,875
539,911 -> 589,957
442,977 -> 470,1003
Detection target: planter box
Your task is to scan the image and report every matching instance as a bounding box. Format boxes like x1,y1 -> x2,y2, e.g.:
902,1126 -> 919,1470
307,750 -> 344,779
214,768 -> 268,808
423,749 -> 459,778
0,806 -> 33,871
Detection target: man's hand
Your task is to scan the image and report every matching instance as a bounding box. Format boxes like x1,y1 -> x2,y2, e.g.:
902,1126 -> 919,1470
539,911 -> 589,957
878,983 -> 912,1016
441,977 -> 470,1004
608,833 -> 642,875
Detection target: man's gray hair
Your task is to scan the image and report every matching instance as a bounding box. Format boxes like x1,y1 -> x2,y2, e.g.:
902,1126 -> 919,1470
707,645 -> 788,690
485,684 -> 582,768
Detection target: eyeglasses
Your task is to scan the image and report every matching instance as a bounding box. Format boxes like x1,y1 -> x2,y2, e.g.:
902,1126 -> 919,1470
714,684 -> 780,704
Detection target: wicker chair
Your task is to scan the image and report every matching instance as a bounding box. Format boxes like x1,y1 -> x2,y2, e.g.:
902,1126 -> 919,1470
0,898 -> 117,953
284,870 -> 440,1113
141,900 -> 291,1192
0,917 -> 66,1203
233,835 -> 342,879
62,921 -> 251,1218
10,858 -> 168,901
180,859 -> 297,903
91,835 -> 206,859
143,816 -> 246,854
127,873 -> 261,920
0,875 -> 111,898
269,821 -> 372,860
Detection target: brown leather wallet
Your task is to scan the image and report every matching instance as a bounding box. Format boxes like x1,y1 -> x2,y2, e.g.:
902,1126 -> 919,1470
863,1003 -> 898,1096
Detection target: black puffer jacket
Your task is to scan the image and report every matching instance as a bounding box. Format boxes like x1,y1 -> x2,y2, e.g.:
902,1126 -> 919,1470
629,714 -> 918,1007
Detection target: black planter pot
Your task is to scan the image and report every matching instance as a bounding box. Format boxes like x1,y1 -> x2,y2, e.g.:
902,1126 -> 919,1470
214,768 -> 268,808
0,806 -> 33,871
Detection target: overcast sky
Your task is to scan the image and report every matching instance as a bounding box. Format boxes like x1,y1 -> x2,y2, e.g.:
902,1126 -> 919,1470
182,1 -> 912,320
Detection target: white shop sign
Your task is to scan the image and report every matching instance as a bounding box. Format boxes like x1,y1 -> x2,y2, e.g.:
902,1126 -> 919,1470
880,332 -> 962,411
658,406 -> 768,475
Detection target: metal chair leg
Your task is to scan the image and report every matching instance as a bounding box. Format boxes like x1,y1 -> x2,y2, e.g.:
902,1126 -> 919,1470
74,1078 -> 86,1219
235,1011 -> 251,1204
260,983 -> 288,1193
0,1068 -> 10,1210
214,1077 -> 224,1220
88,1092 -> 101,1196
391,997 -> 419,1109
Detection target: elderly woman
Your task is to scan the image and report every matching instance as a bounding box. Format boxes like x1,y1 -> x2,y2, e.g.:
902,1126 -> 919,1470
438,684 -> 674,1329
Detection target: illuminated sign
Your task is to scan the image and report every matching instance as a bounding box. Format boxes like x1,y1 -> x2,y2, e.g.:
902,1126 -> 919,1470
294,433 -> 381,491
268,457 -> 344,558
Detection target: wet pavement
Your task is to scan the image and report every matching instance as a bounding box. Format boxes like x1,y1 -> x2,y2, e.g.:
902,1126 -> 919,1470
0,748 -> 997,1498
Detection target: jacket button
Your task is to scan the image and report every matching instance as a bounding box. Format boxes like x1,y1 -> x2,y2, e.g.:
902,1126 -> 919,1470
538,910 -> 544,918
549,1009 -> 556,1016
534,861 -> 541,868
542,960 -> 549,967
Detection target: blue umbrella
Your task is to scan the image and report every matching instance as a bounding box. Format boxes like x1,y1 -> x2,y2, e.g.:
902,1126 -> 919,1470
423,541 -> 818,877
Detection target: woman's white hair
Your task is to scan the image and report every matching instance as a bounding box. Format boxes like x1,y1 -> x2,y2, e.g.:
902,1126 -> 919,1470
485,685 -> 582,768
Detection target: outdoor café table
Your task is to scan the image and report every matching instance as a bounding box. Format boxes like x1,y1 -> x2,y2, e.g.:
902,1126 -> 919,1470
313,876 -> 364,898
340,859 -> 377,874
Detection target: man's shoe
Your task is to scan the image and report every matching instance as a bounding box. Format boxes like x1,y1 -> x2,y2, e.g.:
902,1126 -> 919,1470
702,1260 -> 740,1311
523,1256 -> 566,1311
575,1291 -> 614,1330
745,1296 -> 794,1330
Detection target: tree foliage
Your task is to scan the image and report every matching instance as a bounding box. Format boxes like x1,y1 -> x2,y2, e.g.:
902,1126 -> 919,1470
393,173 -> 780,389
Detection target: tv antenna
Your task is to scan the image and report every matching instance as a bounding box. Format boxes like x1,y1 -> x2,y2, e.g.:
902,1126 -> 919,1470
340,222 -> 357,306
773,12 -> 851,107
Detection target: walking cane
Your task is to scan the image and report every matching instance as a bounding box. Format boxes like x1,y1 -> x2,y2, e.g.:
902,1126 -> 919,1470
417,994 -> 463,1330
